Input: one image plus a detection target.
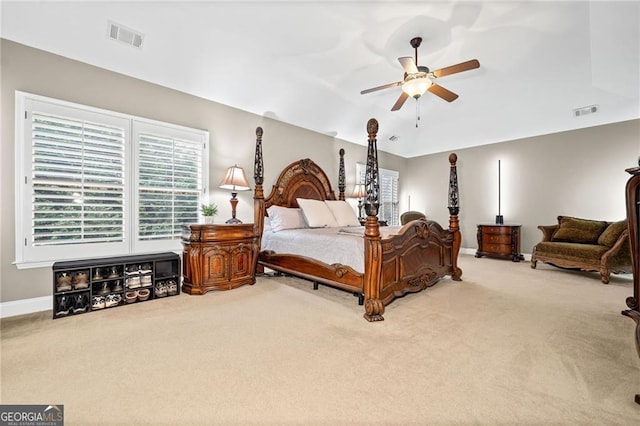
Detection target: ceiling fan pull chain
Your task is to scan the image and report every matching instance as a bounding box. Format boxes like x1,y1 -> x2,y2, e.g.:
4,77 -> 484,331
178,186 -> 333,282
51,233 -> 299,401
415,100 -> 420,128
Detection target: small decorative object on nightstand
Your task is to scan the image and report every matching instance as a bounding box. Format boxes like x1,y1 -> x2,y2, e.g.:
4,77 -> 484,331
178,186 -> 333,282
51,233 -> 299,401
475,224 -> 524,262
219,165 -> 250,224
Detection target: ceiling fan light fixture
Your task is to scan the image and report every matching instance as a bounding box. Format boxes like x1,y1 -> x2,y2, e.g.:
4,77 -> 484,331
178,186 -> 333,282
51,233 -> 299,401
402,77 -> 432,99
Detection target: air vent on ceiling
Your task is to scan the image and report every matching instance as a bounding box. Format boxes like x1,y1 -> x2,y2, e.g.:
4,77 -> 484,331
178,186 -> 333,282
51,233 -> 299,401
573,104 -> 599,117
388,135 -> 399,142
107,21 -> 144,49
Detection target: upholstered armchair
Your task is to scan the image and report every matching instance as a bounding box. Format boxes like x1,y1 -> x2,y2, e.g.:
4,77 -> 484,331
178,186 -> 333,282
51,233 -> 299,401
400,211 -> 426,225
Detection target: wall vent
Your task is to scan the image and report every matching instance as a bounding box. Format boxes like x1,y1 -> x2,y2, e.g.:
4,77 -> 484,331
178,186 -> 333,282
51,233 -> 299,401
573,104 -> 599,117
107,21 -> 144,49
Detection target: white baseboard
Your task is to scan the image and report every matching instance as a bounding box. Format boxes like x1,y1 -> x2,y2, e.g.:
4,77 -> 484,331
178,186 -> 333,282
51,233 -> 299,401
0,296 -> 52,318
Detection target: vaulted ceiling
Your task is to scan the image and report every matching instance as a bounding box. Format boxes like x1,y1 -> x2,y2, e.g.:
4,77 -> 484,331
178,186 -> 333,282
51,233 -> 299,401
2,1 -> 639,158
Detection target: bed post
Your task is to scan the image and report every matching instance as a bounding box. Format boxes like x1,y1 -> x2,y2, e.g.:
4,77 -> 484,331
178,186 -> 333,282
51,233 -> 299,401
338,148 -> 346,201
363,118 -> 384,322
448,153 -> 463,281
253,127 -> 265,273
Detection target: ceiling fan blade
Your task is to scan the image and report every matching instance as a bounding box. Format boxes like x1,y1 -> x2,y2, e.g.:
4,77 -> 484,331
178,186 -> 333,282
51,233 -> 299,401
431,59 -> 480,78
428,84 -> 459,102
398,56 -> 418,74
391,92 -> 410,111
360,81 -> 402,95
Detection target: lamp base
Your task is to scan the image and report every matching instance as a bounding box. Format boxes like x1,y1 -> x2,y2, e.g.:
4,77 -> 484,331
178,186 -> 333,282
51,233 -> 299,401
225,217 -> 243,224
495,215 -> 504,225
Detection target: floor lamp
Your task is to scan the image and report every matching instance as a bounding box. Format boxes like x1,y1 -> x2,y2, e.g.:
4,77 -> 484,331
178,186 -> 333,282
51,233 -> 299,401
219,165 -> 250,224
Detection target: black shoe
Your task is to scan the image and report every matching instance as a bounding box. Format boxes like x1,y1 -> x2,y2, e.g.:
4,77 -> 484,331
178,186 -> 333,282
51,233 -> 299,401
73,294 -> 88,314
55,296 -> 72,317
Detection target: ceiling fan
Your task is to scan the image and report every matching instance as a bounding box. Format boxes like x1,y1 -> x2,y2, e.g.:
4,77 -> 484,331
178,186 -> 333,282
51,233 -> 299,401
361,37 -> 480,111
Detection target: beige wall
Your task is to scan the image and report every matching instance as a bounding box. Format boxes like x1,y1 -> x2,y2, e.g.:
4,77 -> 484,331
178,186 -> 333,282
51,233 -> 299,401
0,39 -> 406,303
404,120 -> 640,255
2,38 -> 638,305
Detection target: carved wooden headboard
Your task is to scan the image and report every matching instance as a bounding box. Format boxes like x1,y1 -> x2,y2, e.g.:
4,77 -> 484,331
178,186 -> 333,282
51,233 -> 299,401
263,158 -> 337,211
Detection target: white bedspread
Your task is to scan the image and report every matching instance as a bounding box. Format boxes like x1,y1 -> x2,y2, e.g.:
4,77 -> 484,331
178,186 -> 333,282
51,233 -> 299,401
260,227 -> 366,273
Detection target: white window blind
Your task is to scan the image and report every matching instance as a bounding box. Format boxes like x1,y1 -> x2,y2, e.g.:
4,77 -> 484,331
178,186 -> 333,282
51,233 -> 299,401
136,130 -> 202,242
16,92 -> 208,267
356,163 -> 400,225
31,112 -> 126,246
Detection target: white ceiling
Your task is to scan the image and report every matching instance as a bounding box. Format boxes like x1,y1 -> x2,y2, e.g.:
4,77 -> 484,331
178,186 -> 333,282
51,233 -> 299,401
2,1 -> 639,158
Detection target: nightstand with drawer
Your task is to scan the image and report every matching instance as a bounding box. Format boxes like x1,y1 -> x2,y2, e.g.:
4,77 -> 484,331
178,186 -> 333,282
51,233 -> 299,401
475,224 -> 524,262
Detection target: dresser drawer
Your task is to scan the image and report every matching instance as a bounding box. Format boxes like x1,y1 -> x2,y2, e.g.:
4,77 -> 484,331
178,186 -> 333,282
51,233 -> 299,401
482,234 -> 511,244
482,226 -> 511,235
481,243 -> 512,255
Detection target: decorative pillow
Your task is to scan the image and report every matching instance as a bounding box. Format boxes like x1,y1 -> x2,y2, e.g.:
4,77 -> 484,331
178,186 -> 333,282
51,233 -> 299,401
325,200 -> 361,227
296,198 -> 339,228
551,216 -> 608,244
266,205 -> 307,232
597,220 -> 627,247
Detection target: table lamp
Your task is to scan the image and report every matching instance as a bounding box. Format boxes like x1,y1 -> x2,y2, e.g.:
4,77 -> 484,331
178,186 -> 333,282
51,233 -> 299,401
351,183 -> 367,221
219,165 -> 250,224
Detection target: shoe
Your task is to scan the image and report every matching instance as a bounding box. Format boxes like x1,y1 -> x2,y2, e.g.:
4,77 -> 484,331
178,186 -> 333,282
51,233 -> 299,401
126,276 -> 141,289
112,280 -> 124,292
124,291 -> 138,304
92,268 -> 104,281
140,274 -> 152,286
105,293 -> 122,308
73,294 -> 88,314
96,282 -> 110,295
91,296 -> 106,310
125,265 -> 140,276
55,295 -> 72,317
107,266 -> 120,279
139,263 -> 152,274
73,272 -> 89,290
166,280 -> 178,296
155,282 -> 167,298
56,273 -> 72,292
137,288 -> 151,302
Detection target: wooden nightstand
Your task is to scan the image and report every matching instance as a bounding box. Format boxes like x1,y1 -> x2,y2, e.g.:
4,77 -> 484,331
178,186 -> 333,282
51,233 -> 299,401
475,224 -> 524,262
181,223 -> 259,294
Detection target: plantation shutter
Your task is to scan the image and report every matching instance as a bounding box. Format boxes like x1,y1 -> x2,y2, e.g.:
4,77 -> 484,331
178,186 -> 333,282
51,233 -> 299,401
356,163 -> 400,225
31,111 -> 126,246
379,170 -> 399,225
137,133 -> 202,241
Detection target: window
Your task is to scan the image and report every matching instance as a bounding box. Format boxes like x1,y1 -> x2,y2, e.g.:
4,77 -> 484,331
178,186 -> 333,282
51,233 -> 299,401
356,163 -> 399,225
15,92 -> 208,267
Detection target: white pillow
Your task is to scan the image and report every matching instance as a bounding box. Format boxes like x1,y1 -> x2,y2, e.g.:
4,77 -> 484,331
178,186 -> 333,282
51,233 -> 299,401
266,205 -> 307,232
325,200 -> 361,227
296,198 -> 339,228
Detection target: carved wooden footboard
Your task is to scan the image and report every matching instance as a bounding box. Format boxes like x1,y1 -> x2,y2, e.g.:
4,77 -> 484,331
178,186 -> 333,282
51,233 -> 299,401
253,119 -> 462,321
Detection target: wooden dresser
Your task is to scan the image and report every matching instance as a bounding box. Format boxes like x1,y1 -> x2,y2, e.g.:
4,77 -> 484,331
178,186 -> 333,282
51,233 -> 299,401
475,224 -> 524,262
181,223 -> 259,294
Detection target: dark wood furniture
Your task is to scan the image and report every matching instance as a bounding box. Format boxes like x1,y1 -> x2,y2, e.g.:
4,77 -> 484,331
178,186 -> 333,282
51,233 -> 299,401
252,119 -> 462,322
181,223 -> 259,294
475,224 -> 524,262
623,166 -> 640,404
52,252 -> 180,319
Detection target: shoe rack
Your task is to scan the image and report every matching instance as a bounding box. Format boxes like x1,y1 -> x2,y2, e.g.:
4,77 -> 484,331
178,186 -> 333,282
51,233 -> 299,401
52,252 -> 180,319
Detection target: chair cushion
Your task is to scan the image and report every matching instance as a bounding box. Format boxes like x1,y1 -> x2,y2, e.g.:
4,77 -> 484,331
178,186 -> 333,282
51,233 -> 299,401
535,241 -> 608,263
597,220 -> 627,247
551,216 -> 607,244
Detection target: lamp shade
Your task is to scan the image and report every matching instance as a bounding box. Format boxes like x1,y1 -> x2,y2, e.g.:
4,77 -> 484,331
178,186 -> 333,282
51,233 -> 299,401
351,183 -> 366,198
219,165 -> 250,191
402,76 -> 432,98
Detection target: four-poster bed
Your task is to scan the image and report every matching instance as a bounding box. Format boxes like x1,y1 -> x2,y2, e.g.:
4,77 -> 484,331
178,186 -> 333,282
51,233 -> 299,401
252,118 -> 462,321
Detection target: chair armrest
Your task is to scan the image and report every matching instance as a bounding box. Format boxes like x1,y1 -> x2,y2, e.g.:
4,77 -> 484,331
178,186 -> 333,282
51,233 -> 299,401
537,225 -> 558,242
602,229 -> 630,262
